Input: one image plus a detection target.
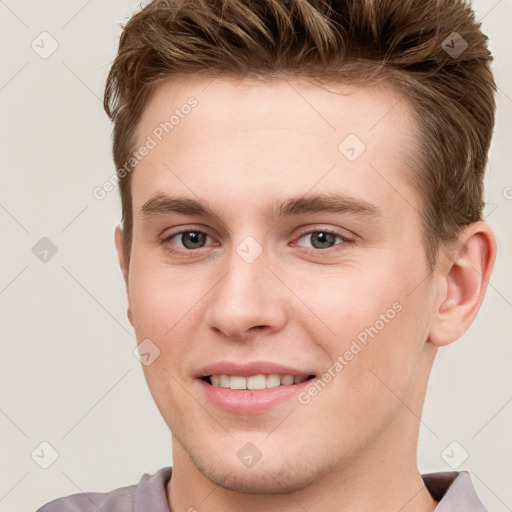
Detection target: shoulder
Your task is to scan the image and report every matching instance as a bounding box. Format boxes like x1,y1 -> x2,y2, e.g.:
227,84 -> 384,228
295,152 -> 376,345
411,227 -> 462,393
35,482 -> 137,512
35,467 -> 173,512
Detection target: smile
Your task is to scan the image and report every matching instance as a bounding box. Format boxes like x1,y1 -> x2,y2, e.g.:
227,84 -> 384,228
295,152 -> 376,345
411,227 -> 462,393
205,374 -> 314,390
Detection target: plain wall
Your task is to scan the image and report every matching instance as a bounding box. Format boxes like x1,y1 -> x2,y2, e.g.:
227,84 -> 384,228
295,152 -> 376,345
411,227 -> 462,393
0,1 -> 511,510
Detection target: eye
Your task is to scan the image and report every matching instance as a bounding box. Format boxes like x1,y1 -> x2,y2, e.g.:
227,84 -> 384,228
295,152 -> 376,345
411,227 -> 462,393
162,229 -> 215,251
295,228 -> 354,251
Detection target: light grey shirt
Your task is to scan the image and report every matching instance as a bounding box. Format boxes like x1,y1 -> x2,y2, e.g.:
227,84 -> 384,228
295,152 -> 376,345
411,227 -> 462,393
36,467 -> 488,511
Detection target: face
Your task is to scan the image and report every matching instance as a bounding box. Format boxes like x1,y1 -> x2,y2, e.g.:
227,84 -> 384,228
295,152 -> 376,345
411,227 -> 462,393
121,75 -> 440,493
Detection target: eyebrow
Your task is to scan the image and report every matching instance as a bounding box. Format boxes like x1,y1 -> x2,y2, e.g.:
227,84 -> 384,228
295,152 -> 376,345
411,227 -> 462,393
140,192 -> 382,221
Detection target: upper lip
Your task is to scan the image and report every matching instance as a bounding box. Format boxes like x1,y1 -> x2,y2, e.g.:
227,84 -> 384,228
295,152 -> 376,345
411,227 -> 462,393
196,361 -> 315,378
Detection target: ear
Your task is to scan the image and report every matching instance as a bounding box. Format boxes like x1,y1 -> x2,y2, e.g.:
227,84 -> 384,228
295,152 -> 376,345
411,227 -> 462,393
114,224 -> 133,326
429,222 -> 496,347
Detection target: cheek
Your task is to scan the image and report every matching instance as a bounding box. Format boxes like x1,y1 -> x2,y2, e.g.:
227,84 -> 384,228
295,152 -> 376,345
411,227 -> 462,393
128,257 -> 204,336
307,270 -> 402,342
128,261 -> 210,395
129,266 -> 200,419
310,266 -> 433,394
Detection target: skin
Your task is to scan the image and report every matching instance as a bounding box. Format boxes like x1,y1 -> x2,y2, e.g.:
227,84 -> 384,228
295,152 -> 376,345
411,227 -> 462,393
114,75 -> 496,512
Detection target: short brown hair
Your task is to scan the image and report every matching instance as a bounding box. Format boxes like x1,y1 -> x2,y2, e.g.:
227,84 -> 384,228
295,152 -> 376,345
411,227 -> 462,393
104,0 -> 496,271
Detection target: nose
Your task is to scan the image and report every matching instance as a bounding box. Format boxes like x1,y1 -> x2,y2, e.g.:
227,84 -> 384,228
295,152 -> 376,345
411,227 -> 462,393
204,249 -> 289,341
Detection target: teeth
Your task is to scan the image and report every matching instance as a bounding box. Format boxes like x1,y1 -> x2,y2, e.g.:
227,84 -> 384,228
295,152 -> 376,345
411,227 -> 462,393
247,375 -> 266,390
229,376 -> 246,390
208,374 -> 310,390
281,375 -> 294,385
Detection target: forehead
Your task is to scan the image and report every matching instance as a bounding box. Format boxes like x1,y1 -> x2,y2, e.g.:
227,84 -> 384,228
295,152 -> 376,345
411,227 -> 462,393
137,74 -> 417,146
132,75 -> 421,220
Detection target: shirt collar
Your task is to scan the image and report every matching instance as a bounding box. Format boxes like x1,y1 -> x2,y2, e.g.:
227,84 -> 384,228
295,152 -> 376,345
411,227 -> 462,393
422,471 -> 488,511
134,466 -> 172,512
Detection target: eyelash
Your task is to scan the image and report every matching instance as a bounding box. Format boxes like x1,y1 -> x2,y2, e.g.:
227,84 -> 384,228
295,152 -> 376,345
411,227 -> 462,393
160,227 -> 355,256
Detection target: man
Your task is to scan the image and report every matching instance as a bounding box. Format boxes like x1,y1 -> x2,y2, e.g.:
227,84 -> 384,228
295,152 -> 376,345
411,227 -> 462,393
37,0 -> 497,510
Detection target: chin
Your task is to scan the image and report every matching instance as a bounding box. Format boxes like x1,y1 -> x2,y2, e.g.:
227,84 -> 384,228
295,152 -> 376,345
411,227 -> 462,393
190,448 -> 329,494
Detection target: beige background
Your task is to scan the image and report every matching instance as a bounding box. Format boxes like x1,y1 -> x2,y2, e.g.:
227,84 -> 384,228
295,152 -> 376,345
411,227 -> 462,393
0,1 -> 511,510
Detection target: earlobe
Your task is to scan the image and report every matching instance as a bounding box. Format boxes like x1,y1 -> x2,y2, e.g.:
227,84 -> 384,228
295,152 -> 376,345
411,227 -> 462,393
428,222 -> 496,347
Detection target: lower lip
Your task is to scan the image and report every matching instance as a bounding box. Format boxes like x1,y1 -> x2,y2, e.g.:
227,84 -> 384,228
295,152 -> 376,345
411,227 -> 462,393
198,378 -> 314,414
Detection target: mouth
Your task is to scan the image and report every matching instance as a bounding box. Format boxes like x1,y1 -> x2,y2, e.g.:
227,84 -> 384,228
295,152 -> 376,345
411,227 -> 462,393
201,374 -> 316,390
